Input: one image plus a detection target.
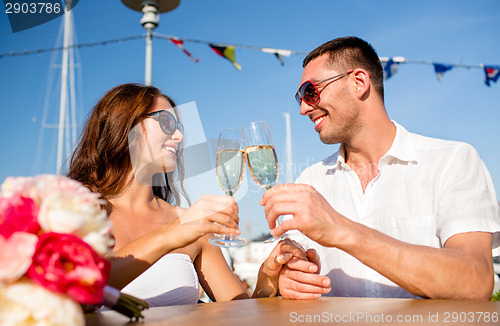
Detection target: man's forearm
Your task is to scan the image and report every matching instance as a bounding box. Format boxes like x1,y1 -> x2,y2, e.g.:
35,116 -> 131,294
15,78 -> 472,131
337,222 -> 494,300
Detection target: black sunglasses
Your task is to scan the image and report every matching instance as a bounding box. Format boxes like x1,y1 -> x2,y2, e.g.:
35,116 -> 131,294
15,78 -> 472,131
295,70 -> 354,105
145,110 -> 184,135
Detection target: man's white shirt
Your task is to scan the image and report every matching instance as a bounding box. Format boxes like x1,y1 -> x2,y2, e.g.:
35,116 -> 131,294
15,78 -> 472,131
287,121 -> 500,298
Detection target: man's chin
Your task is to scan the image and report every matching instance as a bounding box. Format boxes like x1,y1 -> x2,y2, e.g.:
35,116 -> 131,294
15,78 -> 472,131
318,133 -> 340,145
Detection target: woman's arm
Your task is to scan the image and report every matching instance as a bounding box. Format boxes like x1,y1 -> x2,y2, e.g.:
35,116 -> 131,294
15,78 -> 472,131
109,195 -> 242,290
194,235 -> 249,302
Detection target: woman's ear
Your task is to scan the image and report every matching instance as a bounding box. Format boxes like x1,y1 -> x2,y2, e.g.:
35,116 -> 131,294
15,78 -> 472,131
140,120 -> 151,145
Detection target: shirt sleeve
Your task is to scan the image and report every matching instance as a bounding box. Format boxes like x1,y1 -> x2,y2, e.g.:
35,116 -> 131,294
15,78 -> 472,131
436,142 -> 500,255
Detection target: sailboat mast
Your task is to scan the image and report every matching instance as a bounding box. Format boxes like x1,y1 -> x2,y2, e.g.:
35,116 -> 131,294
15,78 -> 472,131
56,2 -> 72,174
283,112 -> 293,183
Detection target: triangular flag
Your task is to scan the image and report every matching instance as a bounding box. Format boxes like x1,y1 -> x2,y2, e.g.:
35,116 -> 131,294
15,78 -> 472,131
381,58 -> 399,80
209,44 -> 241,70
484,66 -> 500,86
262,48 -> 292,66
169,38 -> 200,63
274,53 -> 285,65
433,63 -> 453,81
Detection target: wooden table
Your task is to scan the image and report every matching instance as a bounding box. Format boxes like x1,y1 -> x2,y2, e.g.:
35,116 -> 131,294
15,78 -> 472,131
85,296 -> 500,326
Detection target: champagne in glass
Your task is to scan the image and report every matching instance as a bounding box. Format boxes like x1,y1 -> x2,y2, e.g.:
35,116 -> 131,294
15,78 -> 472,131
209,128 -> 246,247
245,144 -> 278,191
216,149 -> 245,196
243,121 -> 284,243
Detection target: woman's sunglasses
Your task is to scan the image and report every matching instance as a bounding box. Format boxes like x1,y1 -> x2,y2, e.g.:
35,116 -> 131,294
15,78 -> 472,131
145,110 -> 184,135
295,70 -> 354,105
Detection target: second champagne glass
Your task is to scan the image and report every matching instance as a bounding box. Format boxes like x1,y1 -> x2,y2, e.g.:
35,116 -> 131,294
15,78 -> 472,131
243,121 -> 284,243
210,128 -> 246,247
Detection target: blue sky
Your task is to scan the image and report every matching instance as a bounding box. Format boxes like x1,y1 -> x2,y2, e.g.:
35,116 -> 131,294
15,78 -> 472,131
1,0 -> 499,239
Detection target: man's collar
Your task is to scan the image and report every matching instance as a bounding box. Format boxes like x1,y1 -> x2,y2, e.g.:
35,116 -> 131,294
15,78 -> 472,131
333,121 -> 418,168
382,121 -> 418,164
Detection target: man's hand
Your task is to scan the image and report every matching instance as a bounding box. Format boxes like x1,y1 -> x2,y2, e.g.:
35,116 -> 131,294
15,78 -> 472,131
260,183 -> 353,249
253,238 -> 330,299
279,248 -> 331,299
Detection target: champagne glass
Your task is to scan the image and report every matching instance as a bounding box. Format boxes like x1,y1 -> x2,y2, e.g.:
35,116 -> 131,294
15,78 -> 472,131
209,128 -> 246,247
243,121 -> 284,243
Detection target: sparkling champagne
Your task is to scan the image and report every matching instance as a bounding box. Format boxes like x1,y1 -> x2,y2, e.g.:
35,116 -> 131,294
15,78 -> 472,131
216,149 -> 245,196
245,145 -> 278,190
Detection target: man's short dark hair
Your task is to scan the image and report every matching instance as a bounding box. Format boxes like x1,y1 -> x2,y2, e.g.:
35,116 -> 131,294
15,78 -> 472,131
303,36 -> 384,101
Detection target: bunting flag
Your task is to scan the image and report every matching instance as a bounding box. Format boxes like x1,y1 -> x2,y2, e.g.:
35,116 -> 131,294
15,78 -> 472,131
169,38 -> 200,63
484,66 -> 500,87
1,32 -> 499,87
433,63 -> 454,81
262,48 -> 292,66
209,44 -> 241,70
381,57 -> 400,80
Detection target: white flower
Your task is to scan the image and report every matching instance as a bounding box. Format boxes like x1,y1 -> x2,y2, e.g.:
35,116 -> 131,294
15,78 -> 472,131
34,175 -> 92,200
38,191 -> 113,257
0,177 -> 40,204
0,279 -> 84,326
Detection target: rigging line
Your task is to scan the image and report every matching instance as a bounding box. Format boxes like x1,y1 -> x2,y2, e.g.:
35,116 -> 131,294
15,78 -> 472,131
1,32 -> 496,69
396,59 -> 484,69
0,35 -> 145,58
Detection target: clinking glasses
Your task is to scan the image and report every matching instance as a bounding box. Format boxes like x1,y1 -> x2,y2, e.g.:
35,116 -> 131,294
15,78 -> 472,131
295,70 -> 354,105
145,110 -> 184,135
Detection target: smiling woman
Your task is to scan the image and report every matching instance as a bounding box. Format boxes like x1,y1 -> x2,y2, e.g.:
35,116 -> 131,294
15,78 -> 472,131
128,97 -> 185,187
65,83 -> 298,308
66,83 -> 249,306
68,83 -> 187,203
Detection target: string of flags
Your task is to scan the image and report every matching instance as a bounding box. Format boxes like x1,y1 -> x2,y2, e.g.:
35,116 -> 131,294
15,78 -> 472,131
153,33 -> 300,70
158,33 -> 499,87
1,33 -> 498,87
380,57 -> 500,87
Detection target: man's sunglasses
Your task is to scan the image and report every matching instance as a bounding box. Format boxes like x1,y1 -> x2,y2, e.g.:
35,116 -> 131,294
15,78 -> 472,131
295,70 -> 354,105
145,110 -> 184,135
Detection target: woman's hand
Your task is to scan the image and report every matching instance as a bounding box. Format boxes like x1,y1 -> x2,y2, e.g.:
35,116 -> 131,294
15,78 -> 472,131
170,195 -> 241,248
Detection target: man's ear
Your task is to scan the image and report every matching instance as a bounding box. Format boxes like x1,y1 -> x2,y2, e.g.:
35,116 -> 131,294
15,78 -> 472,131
352,69 -> 371,98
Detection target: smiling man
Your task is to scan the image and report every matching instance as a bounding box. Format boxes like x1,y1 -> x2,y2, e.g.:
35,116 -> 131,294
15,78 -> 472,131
261,36 -> 500,300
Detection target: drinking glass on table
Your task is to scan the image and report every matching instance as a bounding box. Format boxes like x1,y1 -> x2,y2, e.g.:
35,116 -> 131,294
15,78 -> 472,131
209,128 -> 246,247
243,121 -> 286,243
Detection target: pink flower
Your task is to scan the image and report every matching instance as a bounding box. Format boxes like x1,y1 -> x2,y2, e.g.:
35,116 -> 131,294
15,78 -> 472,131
0,194 -> 40,239
27,232 -> 111,305
0,232 -> 38,283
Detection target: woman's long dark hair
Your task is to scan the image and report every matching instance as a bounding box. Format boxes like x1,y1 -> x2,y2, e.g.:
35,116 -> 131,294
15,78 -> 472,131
67,83 -> 189,205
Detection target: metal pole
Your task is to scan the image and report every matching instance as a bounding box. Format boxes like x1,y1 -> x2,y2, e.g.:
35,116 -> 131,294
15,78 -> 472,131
122,0 -> 180,86
145,27 -> 153,85
283,112 -> 293,183
141,3 -> 159,86
56,3 -> 71,174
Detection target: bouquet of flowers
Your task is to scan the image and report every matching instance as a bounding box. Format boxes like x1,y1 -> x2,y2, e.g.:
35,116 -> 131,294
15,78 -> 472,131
0,175 -> 149,325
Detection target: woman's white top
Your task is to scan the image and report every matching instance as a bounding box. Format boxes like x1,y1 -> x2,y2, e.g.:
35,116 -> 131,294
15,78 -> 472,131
121,253 -> 200,307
